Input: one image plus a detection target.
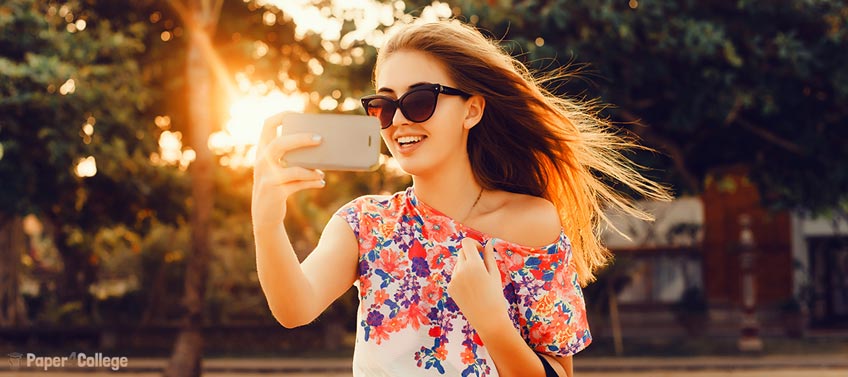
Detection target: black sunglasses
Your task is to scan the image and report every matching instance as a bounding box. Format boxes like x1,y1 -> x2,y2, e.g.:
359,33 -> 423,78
360,84 -> 471,129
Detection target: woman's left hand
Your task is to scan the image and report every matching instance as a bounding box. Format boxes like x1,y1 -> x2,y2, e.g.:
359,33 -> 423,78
447,237 -> 511,332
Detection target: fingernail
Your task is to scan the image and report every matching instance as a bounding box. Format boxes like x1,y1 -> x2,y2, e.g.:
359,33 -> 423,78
316,169 -> 325,178
312,134 -> 322,142
319,179 -> 326,186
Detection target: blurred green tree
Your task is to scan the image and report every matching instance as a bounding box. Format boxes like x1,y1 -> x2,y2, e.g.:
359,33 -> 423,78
0,0 -> 188,326
457,0 -> 848,214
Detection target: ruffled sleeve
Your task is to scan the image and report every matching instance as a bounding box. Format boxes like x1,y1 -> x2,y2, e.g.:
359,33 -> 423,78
508,235 -> 592,357
333,197 -> 362,239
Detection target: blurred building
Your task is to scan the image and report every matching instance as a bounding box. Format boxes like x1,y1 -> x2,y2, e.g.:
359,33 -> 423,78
599,167 -> 848,338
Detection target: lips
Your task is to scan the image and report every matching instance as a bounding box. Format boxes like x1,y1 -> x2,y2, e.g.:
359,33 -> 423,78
395,135 -> 427,154
396,135 -> 426,146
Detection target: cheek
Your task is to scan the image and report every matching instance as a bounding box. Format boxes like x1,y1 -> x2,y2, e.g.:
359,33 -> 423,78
435,100 -> 469,127
380,130 -> 398,150
431,104 -> 469,139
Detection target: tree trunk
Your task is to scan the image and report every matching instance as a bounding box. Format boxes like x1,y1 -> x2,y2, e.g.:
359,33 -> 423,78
141,257 -> 168,325
163,1 -> 218,376
0,216 -> 28,327
56,234 -> 95,317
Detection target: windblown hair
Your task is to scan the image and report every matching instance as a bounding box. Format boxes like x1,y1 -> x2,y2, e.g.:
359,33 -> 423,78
376,20 -> 672,286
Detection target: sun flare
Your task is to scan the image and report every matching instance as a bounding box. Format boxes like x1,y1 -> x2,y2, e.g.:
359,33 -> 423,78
201,0 -> 454,169
210,88 -> 309,168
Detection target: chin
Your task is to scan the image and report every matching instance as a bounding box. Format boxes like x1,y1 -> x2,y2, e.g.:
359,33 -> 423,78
392,155 -> 438,177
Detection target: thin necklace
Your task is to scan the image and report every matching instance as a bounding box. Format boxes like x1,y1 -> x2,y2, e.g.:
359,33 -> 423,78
460,187 -> 484,224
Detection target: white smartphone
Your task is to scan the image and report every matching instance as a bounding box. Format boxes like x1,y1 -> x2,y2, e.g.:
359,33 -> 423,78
278,113 -> 382,171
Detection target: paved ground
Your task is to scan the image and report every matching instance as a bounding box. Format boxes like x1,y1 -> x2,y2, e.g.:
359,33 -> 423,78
2,370 -> 847,377
3,370 -> 847,376
1,354 -> 846,376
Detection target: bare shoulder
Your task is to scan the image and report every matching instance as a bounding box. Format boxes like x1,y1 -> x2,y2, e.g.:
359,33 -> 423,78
490,191 -> 562,248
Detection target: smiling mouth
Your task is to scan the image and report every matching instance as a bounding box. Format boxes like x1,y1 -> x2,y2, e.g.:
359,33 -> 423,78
396,135 -> 427,147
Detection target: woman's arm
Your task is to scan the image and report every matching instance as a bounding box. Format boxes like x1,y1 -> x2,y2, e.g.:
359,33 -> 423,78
449,195 -> 578,376
252,113 -> 359,328
473,313 -> 572,377
450,238 -> 572,377
254,215 -> 359,328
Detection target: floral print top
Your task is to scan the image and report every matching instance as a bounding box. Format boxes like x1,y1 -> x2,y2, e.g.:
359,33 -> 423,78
334,187 -> 592,377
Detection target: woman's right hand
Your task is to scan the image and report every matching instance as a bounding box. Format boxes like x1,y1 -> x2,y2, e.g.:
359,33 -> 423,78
252,112 -> 326,229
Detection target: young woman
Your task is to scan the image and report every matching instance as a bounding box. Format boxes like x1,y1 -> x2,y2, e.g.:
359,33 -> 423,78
252,20 -> 669,377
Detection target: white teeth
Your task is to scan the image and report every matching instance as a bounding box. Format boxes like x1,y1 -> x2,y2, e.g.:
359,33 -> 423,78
397,136 -> 424,144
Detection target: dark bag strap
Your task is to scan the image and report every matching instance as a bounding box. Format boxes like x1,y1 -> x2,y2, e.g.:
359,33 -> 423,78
535,352 -> 559,377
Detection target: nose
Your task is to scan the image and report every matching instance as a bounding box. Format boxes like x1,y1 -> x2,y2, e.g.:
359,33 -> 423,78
390,106 -> 410,128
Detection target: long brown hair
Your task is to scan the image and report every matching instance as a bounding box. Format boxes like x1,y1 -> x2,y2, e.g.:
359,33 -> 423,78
376,20 -> 671,286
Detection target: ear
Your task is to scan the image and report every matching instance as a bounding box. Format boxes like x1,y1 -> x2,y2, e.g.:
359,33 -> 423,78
463,95 -> 486,130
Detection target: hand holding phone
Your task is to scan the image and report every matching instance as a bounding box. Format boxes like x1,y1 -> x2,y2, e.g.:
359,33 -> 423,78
253,113 -> 327,226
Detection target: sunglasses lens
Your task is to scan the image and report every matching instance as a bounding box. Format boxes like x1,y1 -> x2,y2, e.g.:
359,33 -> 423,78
364,98 -> 396,128
401,90 -> 438,122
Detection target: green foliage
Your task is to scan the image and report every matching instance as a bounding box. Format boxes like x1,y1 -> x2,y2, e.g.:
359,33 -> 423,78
0,0 -> 191,326
458,0 -> 848,213
0,0 -> 188,227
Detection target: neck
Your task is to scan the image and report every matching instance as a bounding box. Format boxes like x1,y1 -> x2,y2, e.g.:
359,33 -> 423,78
412,155 -> 482,222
